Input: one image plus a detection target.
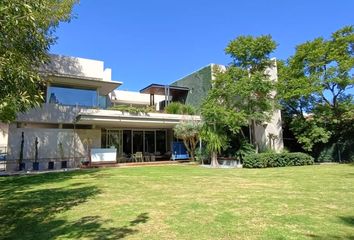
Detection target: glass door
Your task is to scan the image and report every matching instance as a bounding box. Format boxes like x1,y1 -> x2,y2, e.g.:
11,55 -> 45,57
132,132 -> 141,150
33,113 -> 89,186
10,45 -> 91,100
133,131 -> 144,153
106,130 -> 123,159
144,131 -> 155,154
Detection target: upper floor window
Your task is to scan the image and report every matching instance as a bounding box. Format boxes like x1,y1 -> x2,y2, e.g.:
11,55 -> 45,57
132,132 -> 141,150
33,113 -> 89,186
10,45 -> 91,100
48,85 -> 98,107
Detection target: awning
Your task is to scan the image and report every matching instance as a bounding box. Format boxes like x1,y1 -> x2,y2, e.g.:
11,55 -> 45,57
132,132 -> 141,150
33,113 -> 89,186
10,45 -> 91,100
48,74 -> 122,95
76,109 -> 201,128
139,84 -> 189,102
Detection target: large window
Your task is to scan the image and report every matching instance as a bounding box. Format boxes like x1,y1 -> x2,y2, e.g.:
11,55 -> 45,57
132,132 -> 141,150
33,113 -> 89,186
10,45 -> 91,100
133,131 -> 144,153
144,131 -> 155,153
156,130 -> 166,154
48,85 -> 98,107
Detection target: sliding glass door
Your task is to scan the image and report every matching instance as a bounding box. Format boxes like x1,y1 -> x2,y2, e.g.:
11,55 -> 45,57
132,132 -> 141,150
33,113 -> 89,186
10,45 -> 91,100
144,131 -> 155,154
132,131 -> 143,153
105,129 -> 168,161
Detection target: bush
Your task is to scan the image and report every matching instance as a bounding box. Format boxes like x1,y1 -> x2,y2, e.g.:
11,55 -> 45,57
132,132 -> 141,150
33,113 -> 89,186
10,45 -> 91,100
109,105 -> 155,114
243,152 -> 314,168
165,102 -> 196,115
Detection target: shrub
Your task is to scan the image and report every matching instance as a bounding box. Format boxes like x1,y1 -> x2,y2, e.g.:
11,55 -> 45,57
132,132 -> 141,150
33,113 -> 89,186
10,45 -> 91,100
243,152 -> 314,168
109,105 -> 155,114
165,102 -> 195,115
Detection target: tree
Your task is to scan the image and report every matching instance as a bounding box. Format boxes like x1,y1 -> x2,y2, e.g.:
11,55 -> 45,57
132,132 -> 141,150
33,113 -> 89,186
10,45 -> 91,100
278,26 -> 354,152
225,35 -> 277,152
0,0 -> 77,122
173,120 -> 202,161
201,35 -> 277,164
200,126 -> 228,167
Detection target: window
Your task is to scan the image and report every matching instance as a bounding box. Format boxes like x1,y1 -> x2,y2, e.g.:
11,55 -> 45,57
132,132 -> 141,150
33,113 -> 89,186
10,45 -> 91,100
156,130 -> 166,154
48,85 -> 98,107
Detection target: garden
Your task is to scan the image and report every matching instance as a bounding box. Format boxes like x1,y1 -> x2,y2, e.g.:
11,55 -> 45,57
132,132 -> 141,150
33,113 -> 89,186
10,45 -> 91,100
0,164 -> 353,239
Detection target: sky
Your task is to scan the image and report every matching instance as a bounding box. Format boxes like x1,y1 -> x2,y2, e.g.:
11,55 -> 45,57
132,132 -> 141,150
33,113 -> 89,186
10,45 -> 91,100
51,0 -> 354,91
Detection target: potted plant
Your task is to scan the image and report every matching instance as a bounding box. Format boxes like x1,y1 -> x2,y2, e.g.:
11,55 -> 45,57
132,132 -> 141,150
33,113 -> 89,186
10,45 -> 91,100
32,137 -> 39,170
18,132 -> 25,171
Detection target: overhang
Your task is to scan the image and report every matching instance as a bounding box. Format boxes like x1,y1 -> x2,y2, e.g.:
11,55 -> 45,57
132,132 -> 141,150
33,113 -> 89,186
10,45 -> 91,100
76,109 -> 201,128
140,84 -> 189,97
48,74 -> 122,95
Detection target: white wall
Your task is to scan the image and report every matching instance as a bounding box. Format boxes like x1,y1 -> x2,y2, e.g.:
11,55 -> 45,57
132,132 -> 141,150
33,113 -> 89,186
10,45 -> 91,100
254,109 -> 284,152
6,125 -> 101,171
42,54 -> 111,81
254,61 -> 284,152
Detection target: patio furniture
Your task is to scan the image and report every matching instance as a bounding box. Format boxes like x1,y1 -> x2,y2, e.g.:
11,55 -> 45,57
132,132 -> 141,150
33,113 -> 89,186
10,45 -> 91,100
132,152 -> 143,162
144,153 -> 151,162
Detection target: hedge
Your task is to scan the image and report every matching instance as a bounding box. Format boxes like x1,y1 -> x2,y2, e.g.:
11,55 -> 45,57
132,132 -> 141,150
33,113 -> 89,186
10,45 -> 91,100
243,152 -> 314,168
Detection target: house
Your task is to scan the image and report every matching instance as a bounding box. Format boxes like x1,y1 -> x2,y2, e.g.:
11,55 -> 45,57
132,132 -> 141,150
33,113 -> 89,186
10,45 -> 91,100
5,55 -> 199,171
5,55 -> 283,171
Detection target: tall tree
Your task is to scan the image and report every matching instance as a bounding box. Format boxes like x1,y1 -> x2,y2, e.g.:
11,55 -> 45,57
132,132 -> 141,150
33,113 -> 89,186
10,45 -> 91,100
225,35 -> 277,152
0,0 -> 77,122
278,26 -> 354,152
201,35 -> 277,162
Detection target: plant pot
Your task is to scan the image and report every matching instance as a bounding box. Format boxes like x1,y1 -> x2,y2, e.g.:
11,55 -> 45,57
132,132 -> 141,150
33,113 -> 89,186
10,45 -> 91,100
19,162 -> 25,171
33,162 -> 39,171
48,161 -> 54,170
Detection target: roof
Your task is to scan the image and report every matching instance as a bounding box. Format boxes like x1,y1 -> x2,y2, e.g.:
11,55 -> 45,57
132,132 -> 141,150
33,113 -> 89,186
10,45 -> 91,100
139,84 -> 189,95
47,73 -> 122,95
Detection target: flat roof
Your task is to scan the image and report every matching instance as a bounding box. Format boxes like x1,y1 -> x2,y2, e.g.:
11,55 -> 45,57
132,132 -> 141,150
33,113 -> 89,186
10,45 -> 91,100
140,84 -> 189,95
47,73 -> 122,95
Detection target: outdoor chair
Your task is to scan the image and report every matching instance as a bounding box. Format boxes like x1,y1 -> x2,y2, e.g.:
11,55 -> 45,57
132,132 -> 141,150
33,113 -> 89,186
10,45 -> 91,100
144,153 -> 151,162
132,152 -> 143,162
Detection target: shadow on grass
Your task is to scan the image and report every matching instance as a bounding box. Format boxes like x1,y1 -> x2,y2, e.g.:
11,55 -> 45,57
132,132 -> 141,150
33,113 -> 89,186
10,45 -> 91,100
0,170 -> 149,239
338,216 -> 354,227
306,216 -> 354,240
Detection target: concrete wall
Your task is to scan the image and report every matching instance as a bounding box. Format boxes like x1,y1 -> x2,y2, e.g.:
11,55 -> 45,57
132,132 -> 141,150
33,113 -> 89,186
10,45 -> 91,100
42,54 -> 110,80
16,104 -> 98,124
6,124 -> 101,171
254,109 -> 284,152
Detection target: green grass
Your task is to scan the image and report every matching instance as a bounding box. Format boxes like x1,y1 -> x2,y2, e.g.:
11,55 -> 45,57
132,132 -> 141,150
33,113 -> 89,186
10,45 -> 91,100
0,164 -> 353,239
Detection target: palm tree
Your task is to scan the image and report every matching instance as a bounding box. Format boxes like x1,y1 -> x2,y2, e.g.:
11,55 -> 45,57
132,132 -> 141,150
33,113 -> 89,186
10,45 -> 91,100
201,127 -> 228,167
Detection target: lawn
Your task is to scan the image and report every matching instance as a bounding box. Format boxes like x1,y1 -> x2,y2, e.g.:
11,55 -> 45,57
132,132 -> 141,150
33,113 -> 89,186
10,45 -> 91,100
0,164 -> 353,240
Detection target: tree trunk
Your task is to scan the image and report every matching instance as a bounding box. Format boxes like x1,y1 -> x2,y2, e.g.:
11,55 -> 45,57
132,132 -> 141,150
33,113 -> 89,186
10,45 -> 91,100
190,151 -> 195,162
183,139 -> 193,161
210,151 -> 219,167
251,120 -> 259,153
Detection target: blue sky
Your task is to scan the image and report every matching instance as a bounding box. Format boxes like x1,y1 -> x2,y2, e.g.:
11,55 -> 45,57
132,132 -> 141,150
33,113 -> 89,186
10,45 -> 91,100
51,0 -> 354,91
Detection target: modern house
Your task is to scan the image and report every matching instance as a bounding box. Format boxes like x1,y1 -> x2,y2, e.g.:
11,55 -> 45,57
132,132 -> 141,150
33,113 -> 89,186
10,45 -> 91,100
4,55 -> 283,171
